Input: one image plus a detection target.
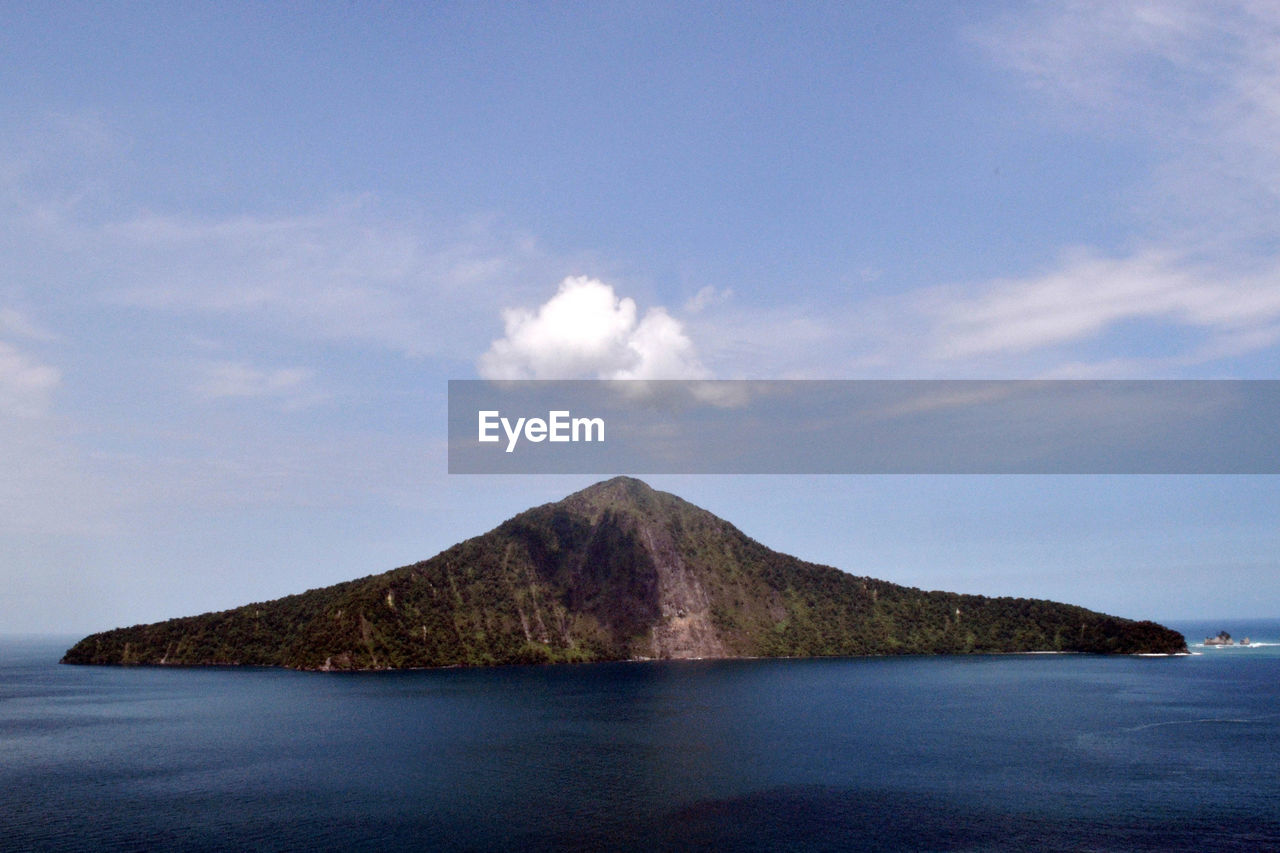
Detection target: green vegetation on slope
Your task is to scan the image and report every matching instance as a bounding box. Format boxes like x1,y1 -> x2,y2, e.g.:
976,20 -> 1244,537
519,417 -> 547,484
62,478 -> 1186,669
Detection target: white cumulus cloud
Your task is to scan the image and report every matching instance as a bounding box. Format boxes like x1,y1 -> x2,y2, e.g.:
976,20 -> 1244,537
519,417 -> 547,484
478,276 -> 707,379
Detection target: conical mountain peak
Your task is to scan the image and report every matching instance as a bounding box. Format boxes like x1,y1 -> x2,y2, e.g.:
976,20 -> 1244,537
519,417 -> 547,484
557,476 -> 685,520
570,475 -> 659,505
63,480 -> 1187,669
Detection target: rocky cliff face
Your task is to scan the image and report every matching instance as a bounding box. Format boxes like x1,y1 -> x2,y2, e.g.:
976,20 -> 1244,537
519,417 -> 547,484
537,476 -> 726,659
62,477 -> 1187,669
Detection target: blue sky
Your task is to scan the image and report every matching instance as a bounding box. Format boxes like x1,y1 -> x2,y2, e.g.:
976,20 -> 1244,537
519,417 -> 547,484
2,1 -> 1278,633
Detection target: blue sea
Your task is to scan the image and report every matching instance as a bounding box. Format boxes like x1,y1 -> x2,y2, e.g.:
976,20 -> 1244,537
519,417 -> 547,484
4,619 -> 1279,852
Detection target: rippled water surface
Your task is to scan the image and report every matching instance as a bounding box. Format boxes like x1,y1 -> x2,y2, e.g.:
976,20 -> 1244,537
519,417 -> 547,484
4,621 -> 1279,851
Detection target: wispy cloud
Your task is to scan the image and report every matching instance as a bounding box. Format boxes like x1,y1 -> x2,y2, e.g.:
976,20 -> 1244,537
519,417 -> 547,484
0,307 -> 58,342
683,285 -> 733,315
687,302 -> 854,379
98,202 -> 554,359
976,1 -> 1280,225
1,119 -> 565,365
914,248 -> 1280,361
951,1 -> 1280,374
971,1 -> 1222,117
694,247 -> 1280,380
688,1 -> 1280,379
0,339 -> 59,418
192,360 -> 327,410
0,331 -> 111,537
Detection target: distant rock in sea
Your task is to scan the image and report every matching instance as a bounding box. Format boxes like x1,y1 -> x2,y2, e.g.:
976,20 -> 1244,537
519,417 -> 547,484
63,477 -> 1188,669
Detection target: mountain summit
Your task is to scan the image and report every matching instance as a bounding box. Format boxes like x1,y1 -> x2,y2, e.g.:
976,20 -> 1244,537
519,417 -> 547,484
63,477 -> 1186,668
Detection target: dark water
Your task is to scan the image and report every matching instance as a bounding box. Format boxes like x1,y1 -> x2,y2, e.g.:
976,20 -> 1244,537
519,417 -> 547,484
4,622 -> 1279,852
